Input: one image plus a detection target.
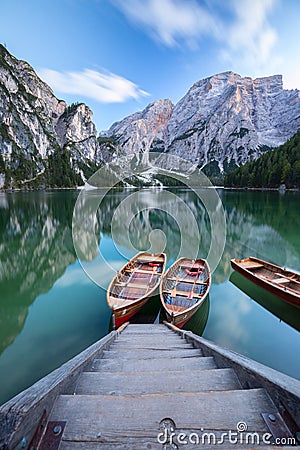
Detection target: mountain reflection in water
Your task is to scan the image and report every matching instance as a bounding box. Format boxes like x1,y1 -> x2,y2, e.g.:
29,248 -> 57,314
0,188 -> 300,404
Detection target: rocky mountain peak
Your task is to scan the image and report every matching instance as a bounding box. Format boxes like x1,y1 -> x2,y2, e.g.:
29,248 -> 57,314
103,98 -> 174,157
0,45 -> 102,188
253,74 -> 283,92
102,71 -> 300,175
1,44 -> 299,187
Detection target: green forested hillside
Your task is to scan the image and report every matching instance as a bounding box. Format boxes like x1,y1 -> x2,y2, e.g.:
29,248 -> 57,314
225,132 -> 300,188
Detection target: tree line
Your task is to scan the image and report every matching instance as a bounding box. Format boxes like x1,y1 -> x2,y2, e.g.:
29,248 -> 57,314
225,132 -> 300,188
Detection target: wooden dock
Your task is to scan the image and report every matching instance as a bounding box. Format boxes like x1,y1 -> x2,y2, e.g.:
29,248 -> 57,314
0,323 -> 299,449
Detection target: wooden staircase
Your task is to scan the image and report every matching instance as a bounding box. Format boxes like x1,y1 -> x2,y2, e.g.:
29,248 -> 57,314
46,324 -> 288,449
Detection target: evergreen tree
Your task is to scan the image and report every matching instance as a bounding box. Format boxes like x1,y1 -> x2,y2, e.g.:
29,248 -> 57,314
224,132 -> 300,188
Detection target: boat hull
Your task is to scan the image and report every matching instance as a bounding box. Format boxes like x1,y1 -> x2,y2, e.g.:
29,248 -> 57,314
160,257 -> 211,327
107,252 -> 166,326
231,258 -> 300,309
113,296 -> 152,328
164,308 -> 197,328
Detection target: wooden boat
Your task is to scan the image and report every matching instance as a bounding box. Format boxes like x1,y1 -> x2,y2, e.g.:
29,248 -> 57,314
160,257 -> 211,328
107,252 -> 166,327
231,256 -> 300,309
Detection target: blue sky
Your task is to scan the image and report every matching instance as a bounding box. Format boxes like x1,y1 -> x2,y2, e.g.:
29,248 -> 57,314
1,0 -> 299,131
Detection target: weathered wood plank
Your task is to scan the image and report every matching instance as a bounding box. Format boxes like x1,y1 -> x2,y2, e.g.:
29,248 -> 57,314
50,389 -> 277,439
164,322 -> 300,425
108,343 -> 195,351
122,330 -> 176,335
124,324 -> 166,329
123,324 -> 176,331
91,356 -> 217,372
101,348 -> 202,360
111,342 -> 194,350
0,330 -> 122,450
115,335 -> 186,343
75,368 -> 241,395
59,437 -> 280,450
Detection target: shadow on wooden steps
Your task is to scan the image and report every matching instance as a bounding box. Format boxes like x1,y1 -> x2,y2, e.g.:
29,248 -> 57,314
0,322 -> 299,449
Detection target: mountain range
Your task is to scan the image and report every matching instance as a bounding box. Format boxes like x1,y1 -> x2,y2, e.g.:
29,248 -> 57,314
0,44 -> 299,187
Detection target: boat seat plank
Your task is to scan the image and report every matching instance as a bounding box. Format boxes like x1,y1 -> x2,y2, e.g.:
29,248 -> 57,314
180,264 -> 205,270
272,277 -> 291,284
274,273 -> 300,285
114,282 -> 150,289
241,262 -> 264,269
166,277 -> 208,285
136,257 -> 164,263
262,274 -> 300,286
163,289 -> 204,299
124,268 -> 159,274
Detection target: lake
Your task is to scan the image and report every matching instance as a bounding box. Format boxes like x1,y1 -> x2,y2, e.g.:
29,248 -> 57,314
0,188 -> 300,405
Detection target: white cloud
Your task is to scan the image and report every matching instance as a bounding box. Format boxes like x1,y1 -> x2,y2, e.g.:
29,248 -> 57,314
223,0 -> 278,68
113,0 -> 220,47
283,70 -> 300,91
37,68 -> 150,103
113,0 -> 278,70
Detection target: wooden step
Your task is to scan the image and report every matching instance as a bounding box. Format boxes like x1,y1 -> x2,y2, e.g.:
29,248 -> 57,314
124,324 -> 166,328
115,335 -> 186,343
75,368 -> 241,395
111,342 -> 194,350
91,356 -> 217,372
101,348 -> 202,360
122,328 -> 176,335
120,329 -> 183,337
57,440 -> 275,449
50,389 -> 277,446
113,339 -> 189,348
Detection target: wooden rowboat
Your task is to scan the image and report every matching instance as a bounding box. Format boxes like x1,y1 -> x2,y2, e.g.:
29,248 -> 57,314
160,257 -> 211,328
231,256 -> 300,309
107,252 -> 166,327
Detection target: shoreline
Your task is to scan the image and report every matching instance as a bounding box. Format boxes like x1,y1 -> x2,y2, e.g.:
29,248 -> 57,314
1,186 -> 300,193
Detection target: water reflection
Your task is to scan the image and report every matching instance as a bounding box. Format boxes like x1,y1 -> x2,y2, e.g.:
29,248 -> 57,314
1,189 -> 300,349
230,271 -> 300,332
182,296 -> 210,335
0,191 -> 77,355
1,189 -> 300,347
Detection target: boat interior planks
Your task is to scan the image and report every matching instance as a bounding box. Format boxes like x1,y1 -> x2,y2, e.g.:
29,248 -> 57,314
231,256 -> 300,308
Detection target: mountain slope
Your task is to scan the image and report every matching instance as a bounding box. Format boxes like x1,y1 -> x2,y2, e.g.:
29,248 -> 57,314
225,131 -> 300,188
0,44 -> 101,188
1,44 -> 300,188
102,71 -> 300,175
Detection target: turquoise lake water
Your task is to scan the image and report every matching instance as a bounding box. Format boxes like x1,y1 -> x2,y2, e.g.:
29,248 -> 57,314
0,188 -> 299,405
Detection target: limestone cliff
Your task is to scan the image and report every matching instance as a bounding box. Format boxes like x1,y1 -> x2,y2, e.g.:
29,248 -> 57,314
0,44 -> 101,187
102,72 -> 300,175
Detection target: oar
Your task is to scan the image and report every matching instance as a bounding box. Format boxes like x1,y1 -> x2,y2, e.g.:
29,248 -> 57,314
170,276 -> 179,298
187,268 -> 202,300
145,266 -> 158,292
